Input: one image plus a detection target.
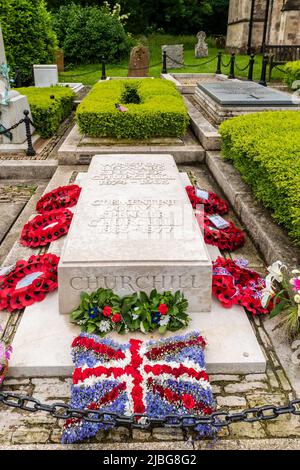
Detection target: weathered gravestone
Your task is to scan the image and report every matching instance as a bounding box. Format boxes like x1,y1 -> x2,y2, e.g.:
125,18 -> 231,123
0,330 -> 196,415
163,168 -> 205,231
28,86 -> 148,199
195,80 -> 300,124
195,31 -> 208,58
0,24 -> 32,144
58,154 -> 212,314
162,45 -> 184,69
128,45 -> 150,77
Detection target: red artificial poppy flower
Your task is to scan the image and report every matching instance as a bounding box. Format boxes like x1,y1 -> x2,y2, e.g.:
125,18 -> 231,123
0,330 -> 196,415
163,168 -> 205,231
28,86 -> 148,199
111,313 -> 122,323
103,306 -> 112,317
36,185 -> 81,213
158,304 -> 169,315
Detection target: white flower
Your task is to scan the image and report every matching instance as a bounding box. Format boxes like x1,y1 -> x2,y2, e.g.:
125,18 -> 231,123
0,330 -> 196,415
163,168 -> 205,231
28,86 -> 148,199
261,287 -> 274,308
99,320 -> 111,333
292,269 -> 300,275
294,294 -> 300,304
267,261 -> 285,283
132,313 -> 139,320
159,315 -> 170,327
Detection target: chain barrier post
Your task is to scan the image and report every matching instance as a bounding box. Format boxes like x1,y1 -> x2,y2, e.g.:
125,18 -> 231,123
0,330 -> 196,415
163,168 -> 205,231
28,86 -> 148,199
248,54 -> 255,81
23,110 -> 36,157
101,57 -> 107,81
228,53 -> 235,79
162,50 -> 168,74
216,51 -> 222,75
259,54 -> 269,87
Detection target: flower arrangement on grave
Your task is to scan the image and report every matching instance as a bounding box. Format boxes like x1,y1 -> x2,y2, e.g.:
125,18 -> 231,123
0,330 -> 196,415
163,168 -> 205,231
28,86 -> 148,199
212,257 -> 271,315
62,331 -> 216,444
260,261 -> 300,336
0,328 -> 12,385
20,209 -> 73,248
36,185 -> 81,213
0,253 -> 60,312
195,212 -> 245,252
70,288 -> 189,337
185,186 -> 228,215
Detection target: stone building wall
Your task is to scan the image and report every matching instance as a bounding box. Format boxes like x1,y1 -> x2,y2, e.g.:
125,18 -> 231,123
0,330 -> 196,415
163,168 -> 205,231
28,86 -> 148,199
226,0 -> 300,53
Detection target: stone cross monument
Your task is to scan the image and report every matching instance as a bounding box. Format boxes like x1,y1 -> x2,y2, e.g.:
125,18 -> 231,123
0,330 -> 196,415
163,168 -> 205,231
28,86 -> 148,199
0,23 -> 32,144
195,31 -> 208,58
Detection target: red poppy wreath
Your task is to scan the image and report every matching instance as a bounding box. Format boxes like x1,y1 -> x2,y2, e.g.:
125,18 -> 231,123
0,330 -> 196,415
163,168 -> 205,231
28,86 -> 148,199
0,253 -> 60,312
20,209 -> 73,248
203,215 -> 245,251
186,186 -> 228,215
36,185 -> 81,213
212,257 -> 270,315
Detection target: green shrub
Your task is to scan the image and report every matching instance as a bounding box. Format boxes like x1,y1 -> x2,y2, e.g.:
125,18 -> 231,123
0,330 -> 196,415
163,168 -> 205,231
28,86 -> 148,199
76,78 -> 189,139
284,61 -> 300,89
17,86 -> 75,138
121,81 -> 141,104
219,111 -> 300,245
53,2 -> 132,64
0,0 -> 57,85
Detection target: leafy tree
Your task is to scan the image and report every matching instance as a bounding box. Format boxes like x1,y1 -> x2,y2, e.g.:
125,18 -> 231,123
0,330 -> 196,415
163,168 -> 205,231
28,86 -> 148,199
53,2 -> 132,64
0,0 -> 57,85
47,0 -> 229,35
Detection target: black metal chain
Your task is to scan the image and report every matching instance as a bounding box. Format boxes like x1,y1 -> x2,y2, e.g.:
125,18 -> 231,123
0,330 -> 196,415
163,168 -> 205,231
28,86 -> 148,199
0,117 -> 24,135
273,65 -> 288,74
235,62 -> 250,72
1,391 -> 299,430
221,58 -> 231,68
165,54 -> 218,68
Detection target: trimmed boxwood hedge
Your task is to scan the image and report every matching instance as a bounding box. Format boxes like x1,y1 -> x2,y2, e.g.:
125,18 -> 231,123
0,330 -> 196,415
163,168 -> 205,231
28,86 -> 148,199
284,61 -> 300,89
17,86 -> 75,138
76,79 -> 189,139
219,111 -> 300,246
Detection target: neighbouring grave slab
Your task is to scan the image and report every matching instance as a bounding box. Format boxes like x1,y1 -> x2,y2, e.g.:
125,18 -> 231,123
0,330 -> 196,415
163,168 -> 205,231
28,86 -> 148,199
58,154 -> 212,314
162,45 -> 184,69
195,80 -> 300,124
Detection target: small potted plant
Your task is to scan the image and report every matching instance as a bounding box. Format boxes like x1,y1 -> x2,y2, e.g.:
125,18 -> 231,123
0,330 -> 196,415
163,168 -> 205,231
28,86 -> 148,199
0,328 -> 12,385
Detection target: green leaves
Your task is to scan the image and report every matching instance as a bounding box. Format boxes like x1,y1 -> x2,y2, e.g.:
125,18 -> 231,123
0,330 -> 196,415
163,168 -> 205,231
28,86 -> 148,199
70,287 -> 190,337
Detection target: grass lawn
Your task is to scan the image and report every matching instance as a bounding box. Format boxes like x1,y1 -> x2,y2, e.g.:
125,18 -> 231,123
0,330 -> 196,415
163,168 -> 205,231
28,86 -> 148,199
59,34 -> 285,86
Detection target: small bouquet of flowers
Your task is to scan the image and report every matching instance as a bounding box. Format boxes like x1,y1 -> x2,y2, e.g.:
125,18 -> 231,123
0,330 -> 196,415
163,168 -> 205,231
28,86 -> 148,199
0,328 -> 12,385
70,288 -> 189,337
261,261 -> 300,335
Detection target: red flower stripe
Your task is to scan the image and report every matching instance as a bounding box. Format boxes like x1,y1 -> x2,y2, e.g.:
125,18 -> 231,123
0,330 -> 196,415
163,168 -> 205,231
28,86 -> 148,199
144,364 -> 209,382
149,380 -> 213,415
71,336 -> 126,360
146,337 -> 206,360
202,215 -> 245,252
65,382 -> 126,427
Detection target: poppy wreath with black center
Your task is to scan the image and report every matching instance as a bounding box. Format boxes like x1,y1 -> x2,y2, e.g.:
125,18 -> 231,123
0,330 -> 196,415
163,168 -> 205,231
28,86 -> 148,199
185,186 -> 228,215
36,185 -> 81,213
20,209 -> 73,248
0,253 -> 60,312
203,215 -> 245,251
212,257 -> 270,315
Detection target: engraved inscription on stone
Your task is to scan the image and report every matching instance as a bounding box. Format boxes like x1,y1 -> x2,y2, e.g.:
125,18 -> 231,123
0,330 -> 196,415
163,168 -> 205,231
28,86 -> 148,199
69,273 -> 202,292
88,199 -> 189,239
91,162 -> 176,185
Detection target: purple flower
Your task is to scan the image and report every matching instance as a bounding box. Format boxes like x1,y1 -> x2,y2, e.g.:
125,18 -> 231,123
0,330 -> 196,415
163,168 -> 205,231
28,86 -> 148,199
88,307 -> 99,319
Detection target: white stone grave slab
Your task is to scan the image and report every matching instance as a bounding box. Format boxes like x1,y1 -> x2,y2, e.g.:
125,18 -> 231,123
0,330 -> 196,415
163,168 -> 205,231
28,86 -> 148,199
58,154 -> 212,314
33,65 -> 58,87
8,172 -> 266,376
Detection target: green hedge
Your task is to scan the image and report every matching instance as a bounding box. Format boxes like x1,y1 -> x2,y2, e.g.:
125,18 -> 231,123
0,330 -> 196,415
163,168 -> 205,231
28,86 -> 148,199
219,111 -> 300,245
17,86 -> 75,138
76,79 -> 189,139
284,61 -> 300,89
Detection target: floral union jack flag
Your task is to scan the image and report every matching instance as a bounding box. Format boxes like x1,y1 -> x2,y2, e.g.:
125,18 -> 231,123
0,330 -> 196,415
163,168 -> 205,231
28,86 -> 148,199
62,331 -> 216,443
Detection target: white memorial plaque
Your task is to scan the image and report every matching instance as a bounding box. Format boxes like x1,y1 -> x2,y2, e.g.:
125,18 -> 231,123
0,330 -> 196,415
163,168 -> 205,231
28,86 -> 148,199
58,154 -> 212,314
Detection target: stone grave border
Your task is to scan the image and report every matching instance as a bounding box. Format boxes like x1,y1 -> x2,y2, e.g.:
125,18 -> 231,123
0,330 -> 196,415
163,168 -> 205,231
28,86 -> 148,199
161,72 -> 229,94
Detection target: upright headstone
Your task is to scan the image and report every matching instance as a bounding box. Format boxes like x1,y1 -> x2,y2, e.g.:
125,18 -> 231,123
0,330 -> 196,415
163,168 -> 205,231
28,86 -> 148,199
55,50 -> 64,73
128,45 -> 150,77
195,31 -> 208,58
0,24 -> 32,144
33,64 -> 59,87
162,45 -> 184,69
58,154 -> 212,314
